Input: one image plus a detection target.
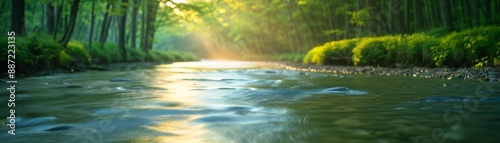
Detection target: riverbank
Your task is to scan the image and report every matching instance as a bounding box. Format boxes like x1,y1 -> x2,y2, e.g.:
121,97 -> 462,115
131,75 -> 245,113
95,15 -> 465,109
281,62 -> 500,82
303,26 -> 500,68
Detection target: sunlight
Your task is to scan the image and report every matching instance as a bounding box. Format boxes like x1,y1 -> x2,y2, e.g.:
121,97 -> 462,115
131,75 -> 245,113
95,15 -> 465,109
173,0 -> 188,3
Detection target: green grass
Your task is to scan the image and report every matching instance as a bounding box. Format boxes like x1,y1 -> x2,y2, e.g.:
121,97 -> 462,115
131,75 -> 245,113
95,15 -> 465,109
304,26 -> 500,67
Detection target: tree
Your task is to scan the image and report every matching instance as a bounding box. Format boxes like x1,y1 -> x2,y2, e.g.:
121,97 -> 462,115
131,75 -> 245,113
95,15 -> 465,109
46,3 -> 55,34
130,0 -> 139,48
99,3 -> 113,47
142,0 -> 159,51
59,0 -> 81,49
11,0 -> 25,35
119,0 -> 128,60
88,0 -> 96,59
441,0 -> 454,32
413,0 -> 424,31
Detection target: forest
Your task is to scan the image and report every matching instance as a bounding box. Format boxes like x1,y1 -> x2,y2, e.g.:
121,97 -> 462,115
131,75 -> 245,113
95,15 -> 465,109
1,0 -> 500,75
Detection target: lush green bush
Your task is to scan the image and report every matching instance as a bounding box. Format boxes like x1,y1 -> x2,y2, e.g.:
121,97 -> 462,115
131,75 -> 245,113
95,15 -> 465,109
126,47 -> 147,62
65,41 -> 90,64
352,36 -> 408,66
304,38 -> 360,65
435,26 -> 500,67
406,33 -> 440,67
0,34 -> 62,72
58,50 -> 74,68
305,26 -> 500,67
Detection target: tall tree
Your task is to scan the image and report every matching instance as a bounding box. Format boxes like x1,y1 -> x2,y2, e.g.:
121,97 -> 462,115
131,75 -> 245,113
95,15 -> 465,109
11,0 -> 25,36
413,0 -> 424,31
88,0 -> 96,58
130,0 -> 139,48
142,0 -> 159,51
99,3 -> 113,47
441,0 -> 454,32
59,0 -> 81,49
46,3 -> 55,34
53,1 -> 63,40
118,0 -> 128,60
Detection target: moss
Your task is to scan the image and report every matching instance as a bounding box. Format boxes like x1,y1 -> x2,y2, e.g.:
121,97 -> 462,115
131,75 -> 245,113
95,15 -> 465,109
304,38 -> 359,65
406,33 -> 440,67
436,26 -> 500,67
58,50 -> 74,68
305,26 -> 500,67
66,41 -> 90,64
126,47 -> 146,62
352,36 -> 404,66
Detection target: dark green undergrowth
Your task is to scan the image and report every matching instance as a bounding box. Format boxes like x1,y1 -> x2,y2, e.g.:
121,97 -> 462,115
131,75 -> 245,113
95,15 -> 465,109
0,35 -> 199,75
304,26 -> 500,67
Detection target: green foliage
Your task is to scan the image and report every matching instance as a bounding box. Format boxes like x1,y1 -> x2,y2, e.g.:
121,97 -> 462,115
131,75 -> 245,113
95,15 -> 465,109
406,33 -> 440,66
304,38 -> 359,65
87,42 -> 123,64
435,26 -> 500,67
65,41 -> 90,64
58,50 -> 74,68
305,26 -> 500,67
352,36 -> 392,66
126,47 -> 147,62
347,9 -> 370,26
0,34 -> 62,72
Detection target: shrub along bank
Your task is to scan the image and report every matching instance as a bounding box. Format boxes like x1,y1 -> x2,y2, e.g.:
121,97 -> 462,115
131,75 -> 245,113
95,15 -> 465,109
304,26 -> 500,67
0,34 -> 198,75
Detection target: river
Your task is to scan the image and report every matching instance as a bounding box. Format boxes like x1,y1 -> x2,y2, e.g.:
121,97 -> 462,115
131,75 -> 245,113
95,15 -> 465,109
1,61 -> 500,143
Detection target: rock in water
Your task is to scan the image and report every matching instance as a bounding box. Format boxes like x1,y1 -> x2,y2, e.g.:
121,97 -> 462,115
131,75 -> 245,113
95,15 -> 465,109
264,71 -> 277,73
417,96 -> 467,102
110,78 -> 132,82
45,125 -> 74,132
17,116 -> 57,127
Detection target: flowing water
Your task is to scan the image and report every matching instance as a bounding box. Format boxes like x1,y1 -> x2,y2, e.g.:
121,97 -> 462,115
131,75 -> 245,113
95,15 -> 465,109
1,61 -> 500,143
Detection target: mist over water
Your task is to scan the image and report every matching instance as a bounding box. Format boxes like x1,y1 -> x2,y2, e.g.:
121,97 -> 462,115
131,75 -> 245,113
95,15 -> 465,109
1,61 -> 500,143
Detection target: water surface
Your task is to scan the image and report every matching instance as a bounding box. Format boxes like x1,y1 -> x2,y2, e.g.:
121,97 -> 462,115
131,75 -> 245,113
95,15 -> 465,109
1,61 -> 500,143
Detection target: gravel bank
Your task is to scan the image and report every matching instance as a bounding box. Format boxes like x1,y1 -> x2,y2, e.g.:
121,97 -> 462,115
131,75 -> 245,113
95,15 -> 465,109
281,62 -> 500,82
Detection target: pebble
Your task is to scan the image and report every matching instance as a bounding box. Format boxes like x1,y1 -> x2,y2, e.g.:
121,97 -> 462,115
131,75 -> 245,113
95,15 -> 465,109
282,63 -> 499,82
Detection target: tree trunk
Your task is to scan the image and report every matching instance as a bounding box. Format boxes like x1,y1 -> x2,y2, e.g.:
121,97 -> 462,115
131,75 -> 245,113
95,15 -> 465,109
131,0 -> 139,48
11,0 -> 25,36
59,0 -> 80,49
432,0 -> 442,27
143,0 -> 159,51
413,0 -> 424,31
463,0 -> 472,28
285,0 -> 301,53
141,0 -> 147,51
485,0 -> 491,24
473,0 -> 481,27
99,3 -> 113,46
441,0 -> 454,32
46,4 -> 55,34
344,13 -> 351,38
296,0 -> 316,44
53,2 -> 63,40
391,0 -> 405,33
119,0 -> 128,61
88,0 -> 96,58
